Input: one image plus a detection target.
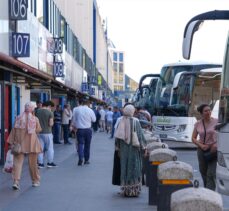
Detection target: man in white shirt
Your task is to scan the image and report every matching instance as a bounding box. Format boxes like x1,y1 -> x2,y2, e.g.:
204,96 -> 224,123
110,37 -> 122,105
72,97 -> 96,166
99,107 -> 106,132
106,107 -> 113,133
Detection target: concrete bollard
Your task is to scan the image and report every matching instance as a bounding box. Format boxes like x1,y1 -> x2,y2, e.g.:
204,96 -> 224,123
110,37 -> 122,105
171,186 -> 223,211
157,161 -> 193,211
148,148 -> 177,206
145,142 -> 168,187
144,131 -> 160,144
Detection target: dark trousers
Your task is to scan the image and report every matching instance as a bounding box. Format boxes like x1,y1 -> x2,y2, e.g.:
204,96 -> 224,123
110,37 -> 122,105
62,124 -> 69,143
76,128 -> 92,162
111,120 -> 117,138
197,147 -> 217,190
53,123 -> 61,143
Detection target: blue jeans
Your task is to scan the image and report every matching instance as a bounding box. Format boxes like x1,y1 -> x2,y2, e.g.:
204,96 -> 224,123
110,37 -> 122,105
62,124 -> 69,143
53,123 -> 61,143
76,128 -> 92,161
38,134 -> 54,164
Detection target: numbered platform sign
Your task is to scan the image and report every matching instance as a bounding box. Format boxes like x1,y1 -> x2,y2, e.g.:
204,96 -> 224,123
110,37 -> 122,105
10,32 -> 30,57
9,0 -> 28,20
53,62 -> 64,77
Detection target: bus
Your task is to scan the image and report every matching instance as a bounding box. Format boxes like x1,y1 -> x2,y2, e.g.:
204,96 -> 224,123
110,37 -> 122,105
132,74 -> 159,115
182,10 -> 229,194
152,61 -> 221,148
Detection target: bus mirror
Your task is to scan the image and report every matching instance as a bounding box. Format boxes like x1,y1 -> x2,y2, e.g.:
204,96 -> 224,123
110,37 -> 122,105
183,20 -> 203,59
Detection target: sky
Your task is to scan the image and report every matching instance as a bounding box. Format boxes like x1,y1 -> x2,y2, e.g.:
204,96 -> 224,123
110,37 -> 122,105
96,0 -> 229,82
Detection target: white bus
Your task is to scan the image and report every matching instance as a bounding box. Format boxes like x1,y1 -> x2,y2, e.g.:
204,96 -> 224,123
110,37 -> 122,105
182,10 -> 229,194
152,61 -> 221,148
132,74 -> 159,115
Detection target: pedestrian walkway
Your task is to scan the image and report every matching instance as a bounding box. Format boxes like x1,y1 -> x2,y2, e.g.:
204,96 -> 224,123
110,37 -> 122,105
0,132 -> 154,211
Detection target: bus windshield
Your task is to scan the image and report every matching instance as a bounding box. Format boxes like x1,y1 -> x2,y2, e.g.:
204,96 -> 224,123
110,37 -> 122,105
154,63 -> 222,117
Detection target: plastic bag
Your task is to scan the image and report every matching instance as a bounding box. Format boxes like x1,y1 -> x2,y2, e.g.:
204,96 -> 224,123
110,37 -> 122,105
3,150 -> 13,173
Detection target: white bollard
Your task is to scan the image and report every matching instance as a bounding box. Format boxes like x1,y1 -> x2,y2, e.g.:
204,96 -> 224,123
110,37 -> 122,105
157,161 -> 194,211
171,186 -> 223,211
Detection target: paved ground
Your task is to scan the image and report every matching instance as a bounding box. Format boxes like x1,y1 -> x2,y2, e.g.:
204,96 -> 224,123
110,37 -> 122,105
0,132 -> 153,211
0,131 -> 229,211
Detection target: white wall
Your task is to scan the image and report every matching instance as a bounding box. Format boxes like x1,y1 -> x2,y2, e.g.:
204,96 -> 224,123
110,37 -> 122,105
0,0 -> 9,55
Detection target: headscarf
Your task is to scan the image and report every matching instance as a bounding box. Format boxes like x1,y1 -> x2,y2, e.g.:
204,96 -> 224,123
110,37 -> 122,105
114,104 -> 135,144
14,102 -> 36,134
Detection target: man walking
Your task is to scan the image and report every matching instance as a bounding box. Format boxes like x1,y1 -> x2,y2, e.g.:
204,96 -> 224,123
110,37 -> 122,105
72,97 -> 96,166
53,105 -> 62,144
36,101 -> 57,168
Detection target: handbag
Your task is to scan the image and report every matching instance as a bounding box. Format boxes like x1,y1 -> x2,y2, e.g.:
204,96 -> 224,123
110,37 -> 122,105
132,119 -> 140,147
11,143 -> 22,155
202,120 -> 217,162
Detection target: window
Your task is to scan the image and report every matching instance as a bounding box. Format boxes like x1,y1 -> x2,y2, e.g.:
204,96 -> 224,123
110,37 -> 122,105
119,53 -> 123,62
119,63 -> 123,73
113,62 -> 117,72
119,75 -> 123,83
113,52 -> 117,61
36,0 -> 44,24
114,72 -> 118,83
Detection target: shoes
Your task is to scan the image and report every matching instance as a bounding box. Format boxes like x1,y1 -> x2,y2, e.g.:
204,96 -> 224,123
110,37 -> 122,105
38,163 -> 45,169
32,182 -> 40,187
84,161 -> 90,165
64,142 -> 72,145
12,183 -> 20,190
47,162 -> 58,168
54,142 -> 62,144
78,160 -> 83,166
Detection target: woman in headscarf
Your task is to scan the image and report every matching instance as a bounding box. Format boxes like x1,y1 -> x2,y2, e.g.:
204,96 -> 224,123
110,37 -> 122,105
113,104 -> 146,197
7,102 -> 42,190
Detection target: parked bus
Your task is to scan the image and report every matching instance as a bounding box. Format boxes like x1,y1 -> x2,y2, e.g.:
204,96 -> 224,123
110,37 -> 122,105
152,61 -> 221,148
132,74 -> 159,115
182,10 -> 229,194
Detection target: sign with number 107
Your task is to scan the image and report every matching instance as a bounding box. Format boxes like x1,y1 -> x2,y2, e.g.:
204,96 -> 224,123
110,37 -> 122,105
11,32 -> 30,57
9,0 -> 28,20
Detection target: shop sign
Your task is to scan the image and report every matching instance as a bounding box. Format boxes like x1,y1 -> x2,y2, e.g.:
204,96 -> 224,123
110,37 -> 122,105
89,87 -> 95,95
98,75 -> 102,85
47,37 -> 63,54
53,62 -> 64,77
9,0 -> 28,20
10,32 -> 30,57
81,82 -> 88,92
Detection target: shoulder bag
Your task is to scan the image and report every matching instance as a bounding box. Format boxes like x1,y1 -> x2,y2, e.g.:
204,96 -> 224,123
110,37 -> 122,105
132,119 -> 140,147
202,120 -> 217,162
11,143 -> 22,155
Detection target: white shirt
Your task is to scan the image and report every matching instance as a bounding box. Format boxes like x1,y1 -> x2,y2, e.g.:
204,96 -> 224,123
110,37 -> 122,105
99,109 -> 106,121
106,111 -> 113,122
62,108 -> 72,124
72,105 -> 96,129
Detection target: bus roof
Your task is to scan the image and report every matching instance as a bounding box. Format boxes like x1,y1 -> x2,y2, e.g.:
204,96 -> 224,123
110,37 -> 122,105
162,60 -> 222,67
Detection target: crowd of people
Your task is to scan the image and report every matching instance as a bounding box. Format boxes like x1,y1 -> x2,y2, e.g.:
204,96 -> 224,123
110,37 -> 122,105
6,98 -> 218,198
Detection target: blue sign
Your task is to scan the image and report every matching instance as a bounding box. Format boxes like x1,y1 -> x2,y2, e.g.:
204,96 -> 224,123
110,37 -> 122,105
89,87 -> 95,95
9,0 -> 28,20
10,32 -> 30,57
81,82 -> 89,92
53,62 -> 64,77
53,38 -> 63,54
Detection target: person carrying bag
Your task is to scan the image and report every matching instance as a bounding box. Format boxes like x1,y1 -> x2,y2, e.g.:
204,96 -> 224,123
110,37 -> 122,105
192,104 -> 218,190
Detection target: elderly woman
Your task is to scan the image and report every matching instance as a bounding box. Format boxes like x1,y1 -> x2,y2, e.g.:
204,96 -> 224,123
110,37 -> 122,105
192,104 -> 218,190
113,104 -> 146,197
7,102 -> 42,190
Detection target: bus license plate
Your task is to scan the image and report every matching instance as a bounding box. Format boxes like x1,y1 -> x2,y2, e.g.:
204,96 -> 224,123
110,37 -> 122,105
160,134 -> 167,139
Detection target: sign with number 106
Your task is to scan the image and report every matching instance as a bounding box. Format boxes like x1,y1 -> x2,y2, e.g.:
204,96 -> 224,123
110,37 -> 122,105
9,0 -> 28,20
11,32 -> 30,57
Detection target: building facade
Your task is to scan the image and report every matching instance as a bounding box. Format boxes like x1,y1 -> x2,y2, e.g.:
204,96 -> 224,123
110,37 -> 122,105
0,0 -> 112,163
